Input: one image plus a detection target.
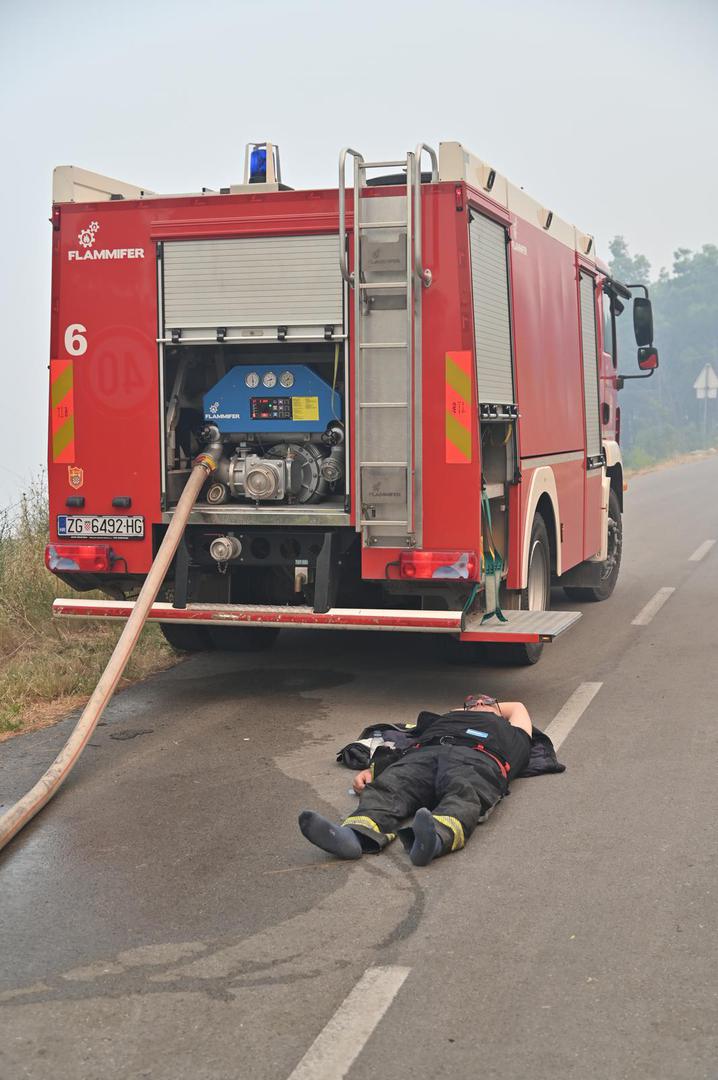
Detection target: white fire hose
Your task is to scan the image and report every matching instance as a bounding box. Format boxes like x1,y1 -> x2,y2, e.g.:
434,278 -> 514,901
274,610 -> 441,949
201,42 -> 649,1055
0,453 -> 218,853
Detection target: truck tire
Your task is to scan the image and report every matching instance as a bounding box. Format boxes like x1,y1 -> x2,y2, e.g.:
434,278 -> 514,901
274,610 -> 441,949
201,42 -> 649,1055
486,512 -> 551,667
564,489 -> 622,603
208,626 -> 280,652
160,623 -> 216,652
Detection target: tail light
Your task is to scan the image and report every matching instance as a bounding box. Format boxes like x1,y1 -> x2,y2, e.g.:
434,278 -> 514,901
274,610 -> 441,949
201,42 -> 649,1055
45,543 -> 112,573
399,550 -> 478,580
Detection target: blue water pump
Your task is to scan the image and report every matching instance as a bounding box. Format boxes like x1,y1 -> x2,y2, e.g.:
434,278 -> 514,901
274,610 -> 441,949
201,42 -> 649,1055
203,364 -> 340,435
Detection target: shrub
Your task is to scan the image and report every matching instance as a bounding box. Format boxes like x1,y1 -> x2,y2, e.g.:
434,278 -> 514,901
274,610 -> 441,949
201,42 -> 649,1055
0,473 -> 174,736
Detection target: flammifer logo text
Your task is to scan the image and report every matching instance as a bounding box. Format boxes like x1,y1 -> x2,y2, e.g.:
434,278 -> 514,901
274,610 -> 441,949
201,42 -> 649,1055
68,221 -> 145,262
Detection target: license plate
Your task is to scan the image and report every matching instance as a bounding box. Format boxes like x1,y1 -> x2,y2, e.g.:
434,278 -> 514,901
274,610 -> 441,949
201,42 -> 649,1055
57,515 -> 145,539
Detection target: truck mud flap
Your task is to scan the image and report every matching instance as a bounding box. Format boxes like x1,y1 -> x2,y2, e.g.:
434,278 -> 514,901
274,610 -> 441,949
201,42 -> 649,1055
53,600 -> 581,643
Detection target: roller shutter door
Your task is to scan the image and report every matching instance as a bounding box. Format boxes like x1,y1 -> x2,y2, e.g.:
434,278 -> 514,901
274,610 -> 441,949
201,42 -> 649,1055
162,235 -> 343,340
469,214 -> 515,406
579,273 -> 602,460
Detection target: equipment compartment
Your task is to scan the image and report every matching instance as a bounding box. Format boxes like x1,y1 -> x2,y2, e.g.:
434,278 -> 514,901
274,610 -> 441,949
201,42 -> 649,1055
161,341 -> 349,521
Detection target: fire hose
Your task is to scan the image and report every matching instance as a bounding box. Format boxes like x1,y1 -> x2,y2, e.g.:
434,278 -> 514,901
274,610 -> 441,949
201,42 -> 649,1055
0,451 -> 219,853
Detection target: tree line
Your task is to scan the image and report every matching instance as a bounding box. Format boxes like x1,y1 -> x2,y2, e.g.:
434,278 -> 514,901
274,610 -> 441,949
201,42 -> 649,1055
608,237 -> 718,468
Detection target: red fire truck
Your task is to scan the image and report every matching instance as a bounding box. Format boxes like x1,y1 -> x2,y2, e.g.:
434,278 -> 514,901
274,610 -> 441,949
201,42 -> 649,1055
46,141 -> 658,664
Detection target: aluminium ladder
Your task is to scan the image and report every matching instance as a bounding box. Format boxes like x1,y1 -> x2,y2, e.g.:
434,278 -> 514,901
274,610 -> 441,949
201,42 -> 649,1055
339,145 -> 437,549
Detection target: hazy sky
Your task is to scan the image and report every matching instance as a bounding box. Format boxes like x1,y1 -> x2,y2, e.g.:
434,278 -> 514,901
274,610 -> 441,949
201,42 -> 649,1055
1,0 -> 716,509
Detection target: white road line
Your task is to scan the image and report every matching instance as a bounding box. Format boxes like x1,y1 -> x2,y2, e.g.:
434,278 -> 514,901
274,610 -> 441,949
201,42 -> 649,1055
287,965 -> 411,1080
545,682 -> 603,751
631,586 -> 676,627
689,539 -> 716,562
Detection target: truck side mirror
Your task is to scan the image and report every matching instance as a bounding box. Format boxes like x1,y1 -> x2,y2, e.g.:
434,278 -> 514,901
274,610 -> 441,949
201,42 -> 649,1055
633,297 -> 654,347
638,346 -> 659,371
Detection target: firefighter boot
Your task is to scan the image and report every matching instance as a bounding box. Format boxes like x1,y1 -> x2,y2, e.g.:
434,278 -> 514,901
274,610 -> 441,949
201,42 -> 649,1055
298,811 -> 363,860
408,807 -> 445,866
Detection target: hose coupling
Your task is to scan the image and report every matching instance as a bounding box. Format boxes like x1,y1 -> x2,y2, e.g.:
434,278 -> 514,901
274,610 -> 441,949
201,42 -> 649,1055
194,424 -> 223,473
193,453 -> 219,474
209,535 -> 242,563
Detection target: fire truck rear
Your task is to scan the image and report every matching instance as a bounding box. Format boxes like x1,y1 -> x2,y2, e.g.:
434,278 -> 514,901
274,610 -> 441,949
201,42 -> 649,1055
46,141 -> 659,664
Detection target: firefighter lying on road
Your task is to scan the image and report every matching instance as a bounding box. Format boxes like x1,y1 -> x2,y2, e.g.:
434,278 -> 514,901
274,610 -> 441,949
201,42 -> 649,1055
299,695 -> 563,867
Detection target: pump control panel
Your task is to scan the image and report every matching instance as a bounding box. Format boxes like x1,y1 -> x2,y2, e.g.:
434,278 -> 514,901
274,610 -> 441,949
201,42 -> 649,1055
203,364 -> 340,434
250,397 -> 293,421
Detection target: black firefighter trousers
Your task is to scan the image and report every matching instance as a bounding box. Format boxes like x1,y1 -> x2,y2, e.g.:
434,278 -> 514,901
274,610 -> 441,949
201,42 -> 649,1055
342,745 -> 507,855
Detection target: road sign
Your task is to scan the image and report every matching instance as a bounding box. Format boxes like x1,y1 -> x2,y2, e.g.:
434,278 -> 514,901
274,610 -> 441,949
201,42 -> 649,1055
694,363 -> 718,400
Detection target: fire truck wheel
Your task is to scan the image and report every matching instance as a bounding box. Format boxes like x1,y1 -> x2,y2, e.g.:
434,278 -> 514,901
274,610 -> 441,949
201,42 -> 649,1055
159,623 -> 216,652
208,627 -> 280,652
444,513 -> 551,668
563,488 -> 622,603
487,512 -> 551,667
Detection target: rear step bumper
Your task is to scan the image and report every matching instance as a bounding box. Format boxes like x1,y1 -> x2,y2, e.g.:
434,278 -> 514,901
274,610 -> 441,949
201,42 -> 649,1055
52,600 -> 581,643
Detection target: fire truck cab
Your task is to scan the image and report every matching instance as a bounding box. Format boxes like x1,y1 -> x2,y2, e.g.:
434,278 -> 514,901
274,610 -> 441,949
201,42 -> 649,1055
47,141 -> 658,664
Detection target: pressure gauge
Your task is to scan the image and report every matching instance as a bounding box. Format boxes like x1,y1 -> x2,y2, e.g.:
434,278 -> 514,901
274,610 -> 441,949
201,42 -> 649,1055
245,371 -> 260,389
279,370 -> 295,389
262,370 -> 277,388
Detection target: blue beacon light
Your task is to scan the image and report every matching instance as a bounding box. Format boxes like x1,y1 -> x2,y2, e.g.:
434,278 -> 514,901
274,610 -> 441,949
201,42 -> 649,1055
249,147 -> 267,183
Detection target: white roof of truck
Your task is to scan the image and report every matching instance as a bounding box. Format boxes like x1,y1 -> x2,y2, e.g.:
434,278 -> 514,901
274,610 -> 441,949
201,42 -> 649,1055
53,144 -> 595,258
438,142 -> 594,257
52,166 -> 155,204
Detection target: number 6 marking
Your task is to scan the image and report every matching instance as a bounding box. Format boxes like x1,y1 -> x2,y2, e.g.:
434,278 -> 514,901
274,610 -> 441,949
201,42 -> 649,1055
64,324 -> 88,356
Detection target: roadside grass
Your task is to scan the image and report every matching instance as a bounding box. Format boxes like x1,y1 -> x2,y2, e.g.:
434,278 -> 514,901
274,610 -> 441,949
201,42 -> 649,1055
0,477 -> 177,739
624,445 -> 717,477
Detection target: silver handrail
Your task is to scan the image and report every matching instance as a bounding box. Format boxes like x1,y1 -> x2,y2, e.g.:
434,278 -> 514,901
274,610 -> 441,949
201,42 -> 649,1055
338,147 -> 364,286
413,143 -> 438,288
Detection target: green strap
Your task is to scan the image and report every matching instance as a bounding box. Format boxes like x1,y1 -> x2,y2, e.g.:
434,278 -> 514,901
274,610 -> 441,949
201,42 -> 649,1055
460,583 -> 479,632
462,583 -> 479,616
481,490 -> 507,624
481,488 -> 494,535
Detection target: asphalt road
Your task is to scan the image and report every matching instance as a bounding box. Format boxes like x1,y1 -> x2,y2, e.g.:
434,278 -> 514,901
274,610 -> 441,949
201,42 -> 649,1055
1,455 -> 717,1080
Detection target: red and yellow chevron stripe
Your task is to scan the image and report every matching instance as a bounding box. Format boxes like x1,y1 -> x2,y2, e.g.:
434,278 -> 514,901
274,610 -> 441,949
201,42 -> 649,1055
50,359 -> 75,463
445,351 -> 472,464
